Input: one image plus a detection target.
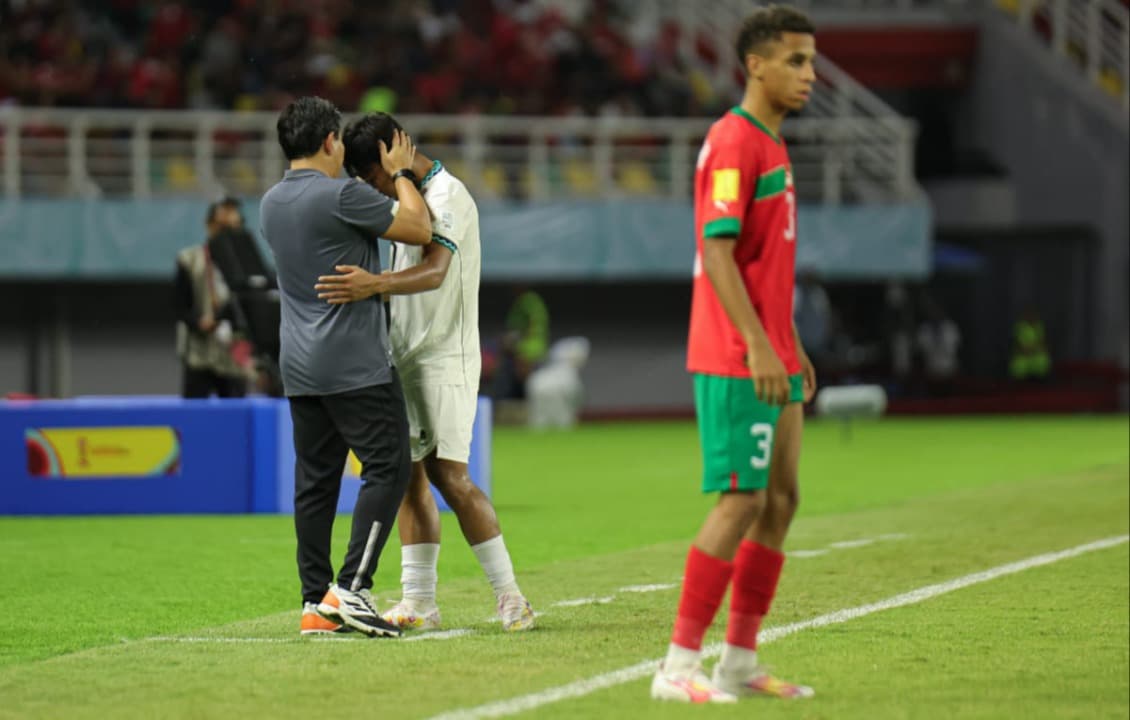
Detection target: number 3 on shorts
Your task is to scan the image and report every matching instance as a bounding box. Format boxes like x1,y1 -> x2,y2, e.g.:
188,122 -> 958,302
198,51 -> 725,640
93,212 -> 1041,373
750,422 -> 774,469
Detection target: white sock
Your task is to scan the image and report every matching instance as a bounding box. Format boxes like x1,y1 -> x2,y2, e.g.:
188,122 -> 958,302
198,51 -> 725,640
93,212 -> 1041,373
470,535 -> 520,598
717,643 -> 759,678
663,643 -> 701,674
400,543 -> 440,607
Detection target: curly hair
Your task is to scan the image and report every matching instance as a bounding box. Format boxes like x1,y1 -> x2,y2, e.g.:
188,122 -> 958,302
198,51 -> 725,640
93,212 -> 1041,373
735,5 -> 815,68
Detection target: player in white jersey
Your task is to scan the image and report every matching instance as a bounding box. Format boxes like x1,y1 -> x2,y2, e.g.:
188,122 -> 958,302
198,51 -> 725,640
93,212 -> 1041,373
316,113 -> 535,632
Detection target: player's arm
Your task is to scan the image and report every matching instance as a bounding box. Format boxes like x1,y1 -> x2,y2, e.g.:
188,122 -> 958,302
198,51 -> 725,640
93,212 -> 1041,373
315,239 -> 454,304
379,130 -> 431,246
701,239 -> 789,405
793,322 -> 817,403
338,130 -> 431,246
700,142 -> 789,405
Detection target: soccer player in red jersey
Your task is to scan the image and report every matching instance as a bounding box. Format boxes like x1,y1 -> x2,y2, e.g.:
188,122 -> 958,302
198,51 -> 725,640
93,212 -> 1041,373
651,5 -> 819,704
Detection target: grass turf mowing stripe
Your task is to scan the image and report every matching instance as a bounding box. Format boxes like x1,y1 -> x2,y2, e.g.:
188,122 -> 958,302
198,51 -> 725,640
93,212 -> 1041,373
427,534 -> 1130,720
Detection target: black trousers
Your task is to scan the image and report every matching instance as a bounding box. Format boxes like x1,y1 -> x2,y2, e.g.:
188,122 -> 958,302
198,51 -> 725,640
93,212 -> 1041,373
289,375 -> 411,605
182,366 -> 247,398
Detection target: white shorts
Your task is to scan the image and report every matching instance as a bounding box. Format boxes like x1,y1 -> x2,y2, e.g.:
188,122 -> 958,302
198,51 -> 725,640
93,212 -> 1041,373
401,381 -> 478,463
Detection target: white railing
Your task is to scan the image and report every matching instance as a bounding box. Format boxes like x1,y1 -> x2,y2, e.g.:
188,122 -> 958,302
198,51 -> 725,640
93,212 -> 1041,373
997,0 -> 1130,111
0,108 -> 919,204
645,0 -> 921,202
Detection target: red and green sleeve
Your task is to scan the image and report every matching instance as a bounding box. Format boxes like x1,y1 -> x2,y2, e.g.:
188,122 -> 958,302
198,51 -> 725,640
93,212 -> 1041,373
700,136 -> 759,240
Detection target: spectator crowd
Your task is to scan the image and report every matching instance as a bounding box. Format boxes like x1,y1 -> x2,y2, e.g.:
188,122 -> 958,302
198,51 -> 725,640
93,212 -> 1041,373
0,0 -> 729,117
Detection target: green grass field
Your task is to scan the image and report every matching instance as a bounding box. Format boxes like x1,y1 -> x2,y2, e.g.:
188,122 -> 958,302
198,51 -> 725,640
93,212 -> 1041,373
1,416 -> 1127,719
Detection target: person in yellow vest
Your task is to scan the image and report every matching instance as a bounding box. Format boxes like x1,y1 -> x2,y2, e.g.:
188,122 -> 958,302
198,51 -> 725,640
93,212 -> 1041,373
1010,307 -> 1051,381
493,285 -> 550,399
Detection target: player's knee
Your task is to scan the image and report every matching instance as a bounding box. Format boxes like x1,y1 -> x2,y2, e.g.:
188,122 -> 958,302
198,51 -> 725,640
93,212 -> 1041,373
430,467 -> 476,506
767,478 -> 800,516
718,491 -> 764,528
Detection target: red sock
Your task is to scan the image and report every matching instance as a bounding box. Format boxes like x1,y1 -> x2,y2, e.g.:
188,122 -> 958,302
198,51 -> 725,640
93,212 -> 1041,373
671,546 -> 734,651
725,541 -> 785,650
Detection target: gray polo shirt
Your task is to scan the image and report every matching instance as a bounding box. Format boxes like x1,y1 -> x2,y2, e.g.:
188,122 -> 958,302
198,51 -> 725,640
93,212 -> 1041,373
260,169 -> 397,396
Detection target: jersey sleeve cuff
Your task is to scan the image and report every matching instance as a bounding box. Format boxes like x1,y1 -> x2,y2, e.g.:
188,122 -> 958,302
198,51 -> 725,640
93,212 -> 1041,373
704,217 -> 741,238
432,234 -> 458,253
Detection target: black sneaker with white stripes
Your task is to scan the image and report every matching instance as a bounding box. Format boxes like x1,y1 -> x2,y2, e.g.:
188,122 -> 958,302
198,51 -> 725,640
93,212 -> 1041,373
317,585 -> 401,638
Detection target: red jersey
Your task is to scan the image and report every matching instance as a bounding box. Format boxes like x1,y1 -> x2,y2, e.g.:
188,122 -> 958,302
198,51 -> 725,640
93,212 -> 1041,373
687,106 -> 799,377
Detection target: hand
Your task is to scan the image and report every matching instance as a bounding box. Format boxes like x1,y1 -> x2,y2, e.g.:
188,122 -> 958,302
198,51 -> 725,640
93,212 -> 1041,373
198,316 -> 217,333
315,265 -> 382,304
379,129 -> 416,177
747,341 -> 789,406
798,347 -> 818,403
214,319 -> 233,346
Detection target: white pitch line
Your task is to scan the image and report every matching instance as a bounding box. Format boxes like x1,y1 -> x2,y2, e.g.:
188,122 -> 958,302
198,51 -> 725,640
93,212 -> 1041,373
403,629 -> 475,642
790,532 -> 908,559
552,596 -> 615,608
618,583 -> 677,593
828,538 -> 877,549
787,549 -> 830,558
426,534 -> 1129,720
146,629 -> 474,644
485,611 -> 548,623
147,637 -> 351,644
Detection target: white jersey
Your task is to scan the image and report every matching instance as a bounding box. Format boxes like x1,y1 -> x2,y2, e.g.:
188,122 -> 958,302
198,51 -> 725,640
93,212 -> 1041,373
389,161 -> 481,386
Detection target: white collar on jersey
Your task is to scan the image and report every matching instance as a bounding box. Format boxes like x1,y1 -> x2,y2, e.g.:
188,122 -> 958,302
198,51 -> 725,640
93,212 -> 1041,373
420,160 -> 443,192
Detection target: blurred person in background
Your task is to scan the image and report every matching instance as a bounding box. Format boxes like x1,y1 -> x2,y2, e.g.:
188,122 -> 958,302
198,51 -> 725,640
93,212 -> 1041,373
792,271 -> 832,369
1009,306 -> 1050,382
315,111 -> 535,633
882,282 -> 915,389
260,96 -> 431,638
174,198 -> 253,398
493,285 -> 550,400
916,294 -> 961,396
653,5 -> 818,704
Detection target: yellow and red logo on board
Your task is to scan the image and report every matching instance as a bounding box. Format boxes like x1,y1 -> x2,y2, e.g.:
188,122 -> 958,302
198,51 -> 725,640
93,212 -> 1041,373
25,426 -> 181,478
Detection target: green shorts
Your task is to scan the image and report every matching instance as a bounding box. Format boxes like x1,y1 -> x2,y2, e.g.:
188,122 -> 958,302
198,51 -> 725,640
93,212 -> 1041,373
694,373 -> 804,493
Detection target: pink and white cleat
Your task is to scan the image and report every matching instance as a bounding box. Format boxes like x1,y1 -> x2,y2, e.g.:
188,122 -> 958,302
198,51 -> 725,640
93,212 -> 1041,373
381,600 -> 442,631
650,663 -> 738,703
712,666 -> 815,699
497,592 -> 536,632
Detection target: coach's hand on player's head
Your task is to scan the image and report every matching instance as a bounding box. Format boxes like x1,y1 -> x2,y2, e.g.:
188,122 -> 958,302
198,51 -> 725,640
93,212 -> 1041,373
379,129 -> 416,175
747,343 -> 790,406
315,265 -> 383,305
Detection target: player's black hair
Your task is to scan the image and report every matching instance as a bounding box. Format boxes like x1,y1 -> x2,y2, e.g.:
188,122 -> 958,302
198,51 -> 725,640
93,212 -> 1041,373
342,112 -> 404,178
205,196 -> 241,225
735,5 -> 815,68
275,96 -> 342,160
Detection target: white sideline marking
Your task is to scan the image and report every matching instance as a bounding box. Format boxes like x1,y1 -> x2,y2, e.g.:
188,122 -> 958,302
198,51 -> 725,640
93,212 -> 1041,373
426,534 -> 1130,720
485,611 -> 548,623
403,629 -> 475,642
790,533 -> 908,559
828,538 -> 877,549
552,596 -> 615,608
618,583 -> 677,593
148,637 -> 351,644
146,629 -> 474,644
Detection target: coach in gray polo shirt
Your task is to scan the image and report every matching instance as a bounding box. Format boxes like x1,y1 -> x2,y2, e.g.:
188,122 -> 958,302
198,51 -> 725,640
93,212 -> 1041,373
260,96 -> 431,638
